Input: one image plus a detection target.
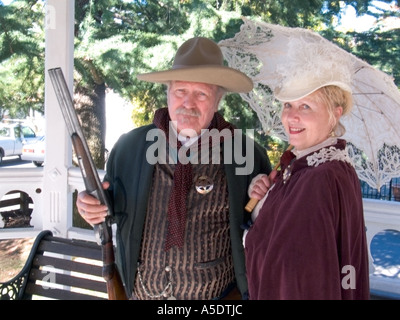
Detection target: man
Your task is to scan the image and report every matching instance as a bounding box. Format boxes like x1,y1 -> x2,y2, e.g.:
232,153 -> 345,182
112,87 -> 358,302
76,37 -> 271,300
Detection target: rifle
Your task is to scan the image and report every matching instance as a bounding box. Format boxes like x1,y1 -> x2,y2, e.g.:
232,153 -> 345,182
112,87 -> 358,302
48,67 -> 128,300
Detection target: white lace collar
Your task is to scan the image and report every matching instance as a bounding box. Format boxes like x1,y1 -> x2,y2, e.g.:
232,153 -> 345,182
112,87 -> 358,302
306,144 -> 354,167
293,137 -> 338,159
293,138 -> 353,168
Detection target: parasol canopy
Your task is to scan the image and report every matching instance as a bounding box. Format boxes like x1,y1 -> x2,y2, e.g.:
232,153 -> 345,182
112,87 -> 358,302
219,18 -> 400,190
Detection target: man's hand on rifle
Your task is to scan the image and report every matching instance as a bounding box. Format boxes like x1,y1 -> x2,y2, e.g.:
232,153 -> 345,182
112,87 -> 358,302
77,181 -> 109,226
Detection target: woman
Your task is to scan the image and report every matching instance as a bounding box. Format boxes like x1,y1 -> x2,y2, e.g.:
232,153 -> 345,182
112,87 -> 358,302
244,83 -> 370,300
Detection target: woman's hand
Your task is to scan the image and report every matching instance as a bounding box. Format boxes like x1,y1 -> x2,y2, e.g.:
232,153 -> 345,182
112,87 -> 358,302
248,171 -> 278,200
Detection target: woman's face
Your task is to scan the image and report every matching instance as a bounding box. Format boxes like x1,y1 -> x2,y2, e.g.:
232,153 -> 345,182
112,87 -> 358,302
281,91 -> 342,151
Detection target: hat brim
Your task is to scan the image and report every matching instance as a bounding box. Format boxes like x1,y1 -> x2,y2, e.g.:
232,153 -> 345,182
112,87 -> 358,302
274,80 -> 352,102
137,65 -> 253,93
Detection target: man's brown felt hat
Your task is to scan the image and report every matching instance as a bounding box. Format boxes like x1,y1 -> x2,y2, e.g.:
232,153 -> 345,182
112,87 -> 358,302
137,37 -> 253,93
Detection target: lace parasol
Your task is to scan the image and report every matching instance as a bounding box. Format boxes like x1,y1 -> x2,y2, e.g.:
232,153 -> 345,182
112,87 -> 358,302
219,18 -> 400,190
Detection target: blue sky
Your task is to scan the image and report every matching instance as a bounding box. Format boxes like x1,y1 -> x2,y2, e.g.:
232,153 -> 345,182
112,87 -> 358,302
336,5 -> 377,32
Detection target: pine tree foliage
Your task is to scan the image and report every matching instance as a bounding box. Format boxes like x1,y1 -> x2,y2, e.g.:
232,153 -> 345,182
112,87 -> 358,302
0,0 -> 398,167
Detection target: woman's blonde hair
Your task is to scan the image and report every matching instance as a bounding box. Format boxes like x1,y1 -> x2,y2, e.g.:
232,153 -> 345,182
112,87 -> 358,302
313,85 -> 353,137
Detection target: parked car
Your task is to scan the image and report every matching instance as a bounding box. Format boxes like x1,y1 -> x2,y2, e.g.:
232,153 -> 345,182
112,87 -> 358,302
0,123 -> 39,163
21,136 -> 45,167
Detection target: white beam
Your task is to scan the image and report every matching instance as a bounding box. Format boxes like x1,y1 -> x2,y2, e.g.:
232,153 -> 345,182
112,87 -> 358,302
43,0 -> 75,237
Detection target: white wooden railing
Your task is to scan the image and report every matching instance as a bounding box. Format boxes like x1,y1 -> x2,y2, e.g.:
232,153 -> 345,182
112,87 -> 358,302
0,166 -> 103,241
363,198 -> 400,297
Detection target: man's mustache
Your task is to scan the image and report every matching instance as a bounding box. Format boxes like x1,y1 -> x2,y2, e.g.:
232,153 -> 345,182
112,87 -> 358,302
175,107 -> 201,117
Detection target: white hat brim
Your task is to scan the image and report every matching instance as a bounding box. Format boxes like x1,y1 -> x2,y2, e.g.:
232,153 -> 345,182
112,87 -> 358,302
274,80 -> 352,102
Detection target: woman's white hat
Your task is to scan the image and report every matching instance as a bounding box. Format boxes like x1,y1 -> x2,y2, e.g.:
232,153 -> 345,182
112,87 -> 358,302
274,76 -> 353,102
273,35 -> 353,102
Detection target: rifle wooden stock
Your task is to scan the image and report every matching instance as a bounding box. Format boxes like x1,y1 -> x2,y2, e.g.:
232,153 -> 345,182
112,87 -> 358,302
102,241 -> 129,300
245,145 -> 293,213
48,67 -> 128,300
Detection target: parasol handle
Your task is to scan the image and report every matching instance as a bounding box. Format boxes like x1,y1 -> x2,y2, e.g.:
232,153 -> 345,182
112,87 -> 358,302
245,145 -> 293,213
244,198 -> 259,213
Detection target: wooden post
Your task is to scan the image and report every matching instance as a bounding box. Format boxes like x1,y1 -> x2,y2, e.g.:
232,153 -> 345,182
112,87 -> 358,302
42,0 -> 75,237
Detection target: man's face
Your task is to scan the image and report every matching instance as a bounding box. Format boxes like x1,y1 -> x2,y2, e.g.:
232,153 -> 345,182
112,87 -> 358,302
167,81 -> 221,137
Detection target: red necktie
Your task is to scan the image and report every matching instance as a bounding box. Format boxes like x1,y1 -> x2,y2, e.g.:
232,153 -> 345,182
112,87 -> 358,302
164,141 -> 192,250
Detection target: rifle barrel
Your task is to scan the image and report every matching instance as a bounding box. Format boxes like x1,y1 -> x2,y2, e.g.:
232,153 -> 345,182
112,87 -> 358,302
48,67 -> 128,300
